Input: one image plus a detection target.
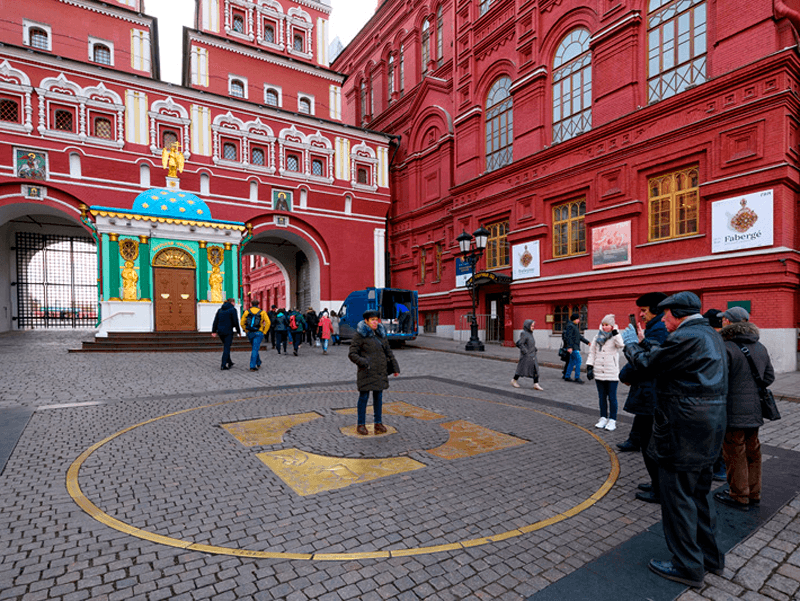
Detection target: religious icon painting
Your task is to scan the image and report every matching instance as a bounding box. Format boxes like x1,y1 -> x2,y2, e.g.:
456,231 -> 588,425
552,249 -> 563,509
15,148 -> 48,181
272,189 -> 292,212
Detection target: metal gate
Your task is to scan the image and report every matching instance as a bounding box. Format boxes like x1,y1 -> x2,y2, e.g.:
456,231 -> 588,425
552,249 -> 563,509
15,232 -> 97,328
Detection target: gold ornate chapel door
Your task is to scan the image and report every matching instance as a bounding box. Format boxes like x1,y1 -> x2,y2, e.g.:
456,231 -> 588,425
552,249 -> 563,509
153,248 -> 197,332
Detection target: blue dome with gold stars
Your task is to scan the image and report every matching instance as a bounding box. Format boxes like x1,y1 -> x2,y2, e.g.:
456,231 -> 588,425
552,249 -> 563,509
132,188 -> 211,220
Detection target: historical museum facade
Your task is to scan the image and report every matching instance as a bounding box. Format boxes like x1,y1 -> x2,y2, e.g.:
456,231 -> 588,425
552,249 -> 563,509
334,0 -> 800,371
0,0 -> 392,336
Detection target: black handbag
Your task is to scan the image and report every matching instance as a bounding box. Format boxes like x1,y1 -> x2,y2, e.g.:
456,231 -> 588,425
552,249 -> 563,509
738,344 -> 781,421
558,344 -> 569,361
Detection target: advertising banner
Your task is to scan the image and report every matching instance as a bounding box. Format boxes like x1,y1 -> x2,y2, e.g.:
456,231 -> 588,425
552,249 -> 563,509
455,258 -> 472,288
592,221 -> 631,268
711,190 -> 773,253
511,241 -> 540,280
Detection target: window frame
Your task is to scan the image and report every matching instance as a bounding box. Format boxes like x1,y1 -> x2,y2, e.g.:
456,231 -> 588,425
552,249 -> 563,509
222,139 -> 239,162
552,198 -> 587,258
552,28 -> 592,144
552,303 -> 588,334
52,106 -> 76,133
264,85 -> 282,107
647,165 -> 700,242
286,152 -> 301,172
24,21 -> 52,51
228,75 -> 248,99
0,96 -> 21,125
485,76 -> 513,172
297,93 -> 314,115
485,220 -> 510,269
421,19 -> 431,76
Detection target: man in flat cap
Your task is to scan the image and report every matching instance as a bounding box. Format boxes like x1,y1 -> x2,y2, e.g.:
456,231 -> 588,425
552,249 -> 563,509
618,292 -> 669,504
621,291 -> 727,588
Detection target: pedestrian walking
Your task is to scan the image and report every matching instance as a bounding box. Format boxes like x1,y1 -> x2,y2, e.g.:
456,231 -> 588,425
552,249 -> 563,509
318,311 -> 332,354
511,319 -> 543,390
715,307 -> 775,511
273,308 -> 289,354
267,304 -> 278,348
622,291 -> 727,588
348,309 -> 400,436
562,313 -> 589,382
586,314 -> 624,431
305,307 -> 318,346
211,298 -> 241,370
618,292 -> 669,504
288,308 -> 306,356
331,310 -> 341,345
240,299 -> 270,371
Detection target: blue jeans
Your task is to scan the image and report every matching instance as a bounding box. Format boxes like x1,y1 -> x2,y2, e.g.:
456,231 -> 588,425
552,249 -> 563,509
247,331 -> 264,369
596,380 -> 618,419
357,390 -> 383,426
274,331 -> 287,353
322,338 -> 329,351
565,350 -> 581,379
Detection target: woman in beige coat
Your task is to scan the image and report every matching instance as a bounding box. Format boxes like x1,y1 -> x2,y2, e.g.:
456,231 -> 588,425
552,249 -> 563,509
586,314 -> 625,431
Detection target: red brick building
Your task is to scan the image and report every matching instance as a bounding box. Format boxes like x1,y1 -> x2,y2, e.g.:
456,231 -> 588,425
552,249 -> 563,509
0,0 -> 392,335
334,0 -> 800,371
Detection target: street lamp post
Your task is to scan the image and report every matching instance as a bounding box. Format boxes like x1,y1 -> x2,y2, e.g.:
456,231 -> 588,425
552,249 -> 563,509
457,226 -> 489,351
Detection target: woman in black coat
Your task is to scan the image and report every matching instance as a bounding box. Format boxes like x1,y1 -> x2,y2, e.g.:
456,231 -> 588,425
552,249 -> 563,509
348,310 -> 400,435
511,319 -> 543,390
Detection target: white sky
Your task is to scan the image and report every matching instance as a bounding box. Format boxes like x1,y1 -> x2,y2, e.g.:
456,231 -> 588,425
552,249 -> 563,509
147,0 -> 377,84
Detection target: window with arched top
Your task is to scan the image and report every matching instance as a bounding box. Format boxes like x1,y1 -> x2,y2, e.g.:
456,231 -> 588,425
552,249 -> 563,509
360,79 -> 369,125
93,44 -> 111,65
54,109 -> 74,132
648,0 -> 707,103
94,117 -> 112,139
399,44 -> 405,95
293,33 -> 304,51
298,97 -> 311,114
265,87 -> 279,106
312,159 -> 323,176
421,19 -> 430,76
30,27 -> 49,50
553,28 -> 592,144
264,23 -> 275,43
232,14 -> 245,33
230,79 -> 245,98
436,6 -> 444,67
387,55 -> 395,101
251,147 -> 265,166
485,76 -> 513,172
223,142 -> 237,161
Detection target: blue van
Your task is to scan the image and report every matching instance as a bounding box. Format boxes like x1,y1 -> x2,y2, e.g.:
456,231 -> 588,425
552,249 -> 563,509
337,287 -> 419,343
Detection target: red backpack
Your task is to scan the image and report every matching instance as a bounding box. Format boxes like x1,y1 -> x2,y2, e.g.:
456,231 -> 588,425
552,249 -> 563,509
289,314 -> 297,330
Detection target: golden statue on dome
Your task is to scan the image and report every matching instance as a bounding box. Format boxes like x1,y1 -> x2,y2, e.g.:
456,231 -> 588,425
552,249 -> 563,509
161,141 -> 185,178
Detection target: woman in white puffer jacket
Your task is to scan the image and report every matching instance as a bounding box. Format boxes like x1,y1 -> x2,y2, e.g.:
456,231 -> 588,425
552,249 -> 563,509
586,314 -> 625,431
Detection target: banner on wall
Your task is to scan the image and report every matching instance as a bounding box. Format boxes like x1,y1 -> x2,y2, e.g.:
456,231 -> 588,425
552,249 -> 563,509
511,241 -> 540,280
711,189 -> 773,253
592,221 -> 631,268
455,258 -> 471,288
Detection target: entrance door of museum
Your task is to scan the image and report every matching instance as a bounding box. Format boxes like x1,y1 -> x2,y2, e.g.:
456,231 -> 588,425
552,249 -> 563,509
485,292 -> 507,344
153,267 -> 196,331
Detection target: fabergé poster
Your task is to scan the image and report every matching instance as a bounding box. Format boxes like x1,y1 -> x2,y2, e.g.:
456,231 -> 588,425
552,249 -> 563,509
711,189 -> 773,253
511,241 -> 540,280
592,221 -> 631,268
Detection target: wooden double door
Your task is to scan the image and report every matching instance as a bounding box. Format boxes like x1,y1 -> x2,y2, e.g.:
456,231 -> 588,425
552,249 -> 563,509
153,267 -> 196,331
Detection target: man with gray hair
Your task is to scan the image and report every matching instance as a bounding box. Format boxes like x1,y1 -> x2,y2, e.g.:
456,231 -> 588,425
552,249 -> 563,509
621,291 -> 728,588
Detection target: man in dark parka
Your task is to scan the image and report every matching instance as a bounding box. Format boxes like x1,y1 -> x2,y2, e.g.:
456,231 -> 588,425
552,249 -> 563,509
622,291 -> 727,589
211,298 -> 241,370
348,310 -> 400,435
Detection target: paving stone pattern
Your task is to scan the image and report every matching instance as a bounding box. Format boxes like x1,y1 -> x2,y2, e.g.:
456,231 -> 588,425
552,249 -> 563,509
0,330 -> 799,600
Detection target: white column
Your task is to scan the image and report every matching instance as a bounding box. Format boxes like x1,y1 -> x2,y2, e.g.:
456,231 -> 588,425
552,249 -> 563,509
373,228 -> 386,288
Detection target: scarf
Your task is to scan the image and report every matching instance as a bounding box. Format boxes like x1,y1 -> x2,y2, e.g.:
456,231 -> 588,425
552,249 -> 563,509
595,328 -> 613,349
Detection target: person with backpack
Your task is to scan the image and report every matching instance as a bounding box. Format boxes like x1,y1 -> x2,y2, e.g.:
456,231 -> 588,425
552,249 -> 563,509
288,308 -> 306,356
211,298 -> 241,370
272,308 -> 289,354
240,299 -> 270,371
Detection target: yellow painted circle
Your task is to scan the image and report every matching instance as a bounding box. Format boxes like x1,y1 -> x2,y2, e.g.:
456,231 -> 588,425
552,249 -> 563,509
67,390 -> 620,561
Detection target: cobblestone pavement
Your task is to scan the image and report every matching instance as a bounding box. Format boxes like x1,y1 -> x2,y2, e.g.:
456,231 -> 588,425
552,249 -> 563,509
0,330 -> 798,601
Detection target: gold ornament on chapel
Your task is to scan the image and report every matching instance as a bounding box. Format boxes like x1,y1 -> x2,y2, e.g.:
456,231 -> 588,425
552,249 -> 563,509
119,238 -> 139,261
207,245 -> 224,267
153,248 -> 195,268
161,141 -> 185,178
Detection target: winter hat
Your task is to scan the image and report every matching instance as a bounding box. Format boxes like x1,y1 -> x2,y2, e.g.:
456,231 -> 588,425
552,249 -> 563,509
703,309 -> 723,329
363,310 -> 380,320
636,292 -> 668,314
601,314 -> 615,326
657,291 -> 701,318
569,313 -> 580,321
718,306 -> 749,323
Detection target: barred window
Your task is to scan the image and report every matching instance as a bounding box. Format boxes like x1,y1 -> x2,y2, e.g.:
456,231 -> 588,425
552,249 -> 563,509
94,117 -> 112,139
648,0 -> 707,103
265,88 -> 279,106
287,154 -> 300,171
486,220 -> 509,269
553,199 -> 586,258
312,159 -> 323,176
293,33 -> 304,51
232,14 -> 245,33
30,28 -> 49,50
93,44 -> 111,65
648,166 -> 699,241
54,109 -> 73,132
264,23 -> 275,43
298,97 -> 311,114
223,142 -> 237,161
485,77 -> 513,172
553,29 -> 592,144
162,130 -> 178,148
0,98 -> 19,123
230,79 -> 245,98
251,147 -> 265,166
